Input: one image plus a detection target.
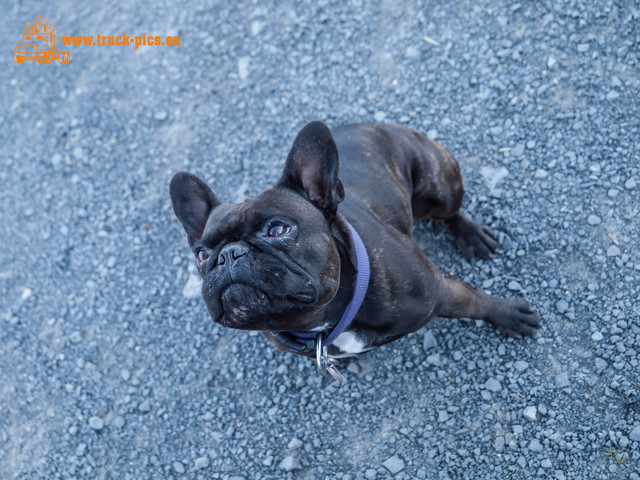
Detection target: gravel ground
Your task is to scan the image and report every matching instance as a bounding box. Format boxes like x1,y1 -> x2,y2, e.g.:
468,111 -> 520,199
1,1 -> 639,479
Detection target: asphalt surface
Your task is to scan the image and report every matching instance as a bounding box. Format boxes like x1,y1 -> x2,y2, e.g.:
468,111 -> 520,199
1,1 -> 639,479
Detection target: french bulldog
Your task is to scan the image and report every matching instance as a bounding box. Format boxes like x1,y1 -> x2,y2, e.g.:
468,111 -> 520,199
170,121 -> 540,371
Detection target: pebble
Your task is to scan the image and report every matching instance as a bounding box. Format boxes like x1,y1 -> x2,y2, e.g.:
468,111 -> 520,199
365,468 -> 378,479
591,331 -> 603,341
173,461 -> 185,474
595,358 -> 608,370
523,406 -> 537,421
534,168 -> 548,179
606,245 -> 621,257
374,111 -> 386,122
382,454 -> 405,474
194,455 -> 209,470
507,280 -> 522,291
587,215 -> 601,225
484,378 -> 502,392
21,288 -> 34,301
279,456 -> 302,472
625,178 -> 637,189
528,438 -> 544,453
427,353 -> 440,366
630,425 -> 640,442
139,399 -> 152,413
555,373 -> 570,388
154,110 -> 168,121
423,330 -> 438,350
238,56 -> 250,80
514,360 -> 529,372
89,416 -> 104,431
182,274 -> 202,298
606,90 -> 620,101
288,437 -> 303,449
556,299 -> 569,314
438,410 -> 449,422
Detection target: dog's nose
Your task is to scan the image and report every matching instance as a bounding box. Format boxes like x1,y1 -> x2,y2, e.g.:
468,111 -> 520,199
217,242 -> 249,266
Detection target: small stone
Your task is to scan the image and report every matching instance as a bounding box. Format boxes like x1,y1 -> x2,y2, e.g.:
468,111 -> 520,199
595,358 -> 608,370
263,455 -> 274,467
89,416 -> 104,431
121,369 -> 131,382
154,110 -> 168,121
279,456 -> 302,472
577,43 -> 589,53
625,178 -> 637,189
541,458 -> 552,468
556,299 -> 568,314
112,416 -> 125,428
607,245 -> 621,257
76,443 -> 87,456
547,56 -> 557,69
587,215 -> 601,226
606,90 -> 620,101
70,331 -> 83,343
512,144 -> 525,157
139,399 -> 152,413
438,410 -> 449,422
534,168 -> 548,179
494,436 -> 505,452
426,129 -> 438,139
529,438 -> 544,453
423,330 -> 438,350
591,331 -> 603,341
374,111 -> 386,122
251,21 -> 265,35
365,468 -> 378,479
523,406 -> 537,421
382,454 -> 405,474
182,274 -> 202,299
173,462 -> 185,474
555,372 -> 570,388
194,455 -> 209,470
288,438 -> 303,450
238,56 -> 250,80
484,378 -> 502,392
630,425 -> 640,442
507,280 -> 522,291
21,288 -> 34,301
426,353 -> 440,366
514,360 -> 529,372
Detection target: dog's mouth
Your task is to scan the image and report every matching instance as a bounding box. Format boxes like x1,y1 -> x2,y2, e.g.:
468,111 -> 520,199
211,281 -> 317,329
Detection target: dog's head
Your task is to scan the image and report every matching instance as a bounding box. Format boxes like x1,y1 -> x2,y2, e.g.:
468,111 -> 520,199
170,121 -> 347,331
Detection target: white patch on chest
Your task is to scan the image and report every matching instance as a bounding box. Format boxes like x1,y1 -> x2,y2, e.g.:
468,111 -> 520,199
332,331 -> 368,356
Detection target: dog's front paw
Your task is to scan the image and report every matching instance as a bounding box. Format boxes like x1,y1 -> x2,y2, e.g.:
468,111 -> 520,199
445,214 -> 499,260
486,298 -> 541,338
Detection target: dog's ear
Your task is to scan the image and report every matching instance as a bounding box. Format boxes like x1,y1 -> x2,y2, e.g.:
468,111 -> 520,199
170,172 -> 220,247
277,121 -> 344,214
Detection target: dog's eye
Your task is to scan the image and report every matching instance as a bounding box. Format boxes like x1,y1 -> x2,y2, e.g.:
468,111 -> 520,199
196,249 -> 209,263
268,224 -> 290,237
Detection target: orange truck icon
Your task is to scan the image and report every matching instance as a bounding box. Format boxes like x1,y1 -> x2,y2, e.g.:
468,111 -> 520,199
13,16 -> 70,64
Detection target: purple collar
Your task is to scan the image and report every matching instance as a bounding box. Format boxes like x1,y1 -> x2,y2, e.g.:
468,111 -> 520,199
272,221 -> 370,354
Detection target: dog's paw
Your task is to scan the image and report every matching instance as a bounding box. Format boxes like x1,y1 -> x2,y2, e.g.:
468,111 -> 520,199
487,298 -> 541,338
446,214 -> 499,260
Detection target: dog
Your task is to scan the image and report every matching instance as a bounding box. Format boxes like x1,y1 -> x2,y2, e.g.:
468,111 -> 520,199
170,121 -> 540,379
